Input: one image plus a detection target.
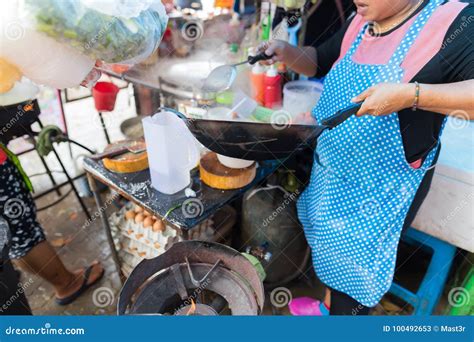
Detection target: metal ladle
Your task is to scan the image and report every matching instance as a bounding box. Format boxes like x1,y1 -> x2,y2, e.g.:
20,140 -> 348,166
202,52 -> 274,93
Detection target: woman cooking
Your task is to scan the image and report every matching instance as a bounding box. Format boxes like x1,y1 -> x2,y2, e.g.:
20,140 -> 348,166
260,0 -> 473,315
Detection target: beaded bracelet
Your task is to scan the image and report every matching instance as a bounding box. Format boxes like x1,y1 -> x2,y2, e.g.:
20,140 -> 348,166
412,82 -> 420,111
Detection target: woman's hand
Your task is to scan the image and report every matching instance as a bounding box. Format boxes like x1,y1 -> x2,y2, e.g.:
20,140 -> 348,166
257,40 -> 290,65
352,83 -> 414,116
256,41 -> 318,76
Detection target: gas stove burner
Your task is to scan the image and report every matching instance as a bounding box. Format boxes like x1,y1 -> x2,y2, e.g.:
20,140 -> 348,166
118,241 -> 265,316
174,303 -> 218,316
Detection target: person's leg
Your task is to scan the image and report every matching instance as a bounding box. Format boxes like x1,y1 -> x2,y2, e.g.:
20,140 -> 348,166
15,240 -> 73,288
1,160 -> 103,301
15,241 -> 103,300
329,289 -> 370,315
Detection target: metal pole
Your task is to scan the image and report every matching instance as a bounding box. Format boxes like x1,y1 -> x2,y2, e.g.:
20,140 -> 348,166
35,119 -> 62,196
98,112 -> 111,144
56,90 -> 74,160
37,152 -> 62,196
51,147 -> 92,221
87,173 -> 124,283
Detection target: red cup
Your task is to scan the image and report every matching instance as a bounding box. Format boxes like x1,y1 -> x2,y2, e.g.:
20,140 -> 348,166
92,81 -> 119,112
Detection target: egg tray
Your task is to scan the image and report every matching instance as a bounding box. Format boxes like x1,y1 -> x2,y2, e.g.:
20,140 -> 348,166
109,202 -> 236,274
109,203 -> 177,257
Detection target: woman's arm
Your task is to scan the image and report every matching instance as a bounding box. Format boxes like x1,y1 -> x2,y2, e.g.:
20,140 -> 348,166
260,40 -> 318,77
352,80 -> 474,119
417,81 -> 474,117
258,16 -> 352,77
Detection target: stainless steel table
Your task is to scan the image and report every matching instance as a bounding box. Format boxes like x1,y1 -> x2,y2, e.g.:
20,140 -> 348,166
83,157 -> 277,281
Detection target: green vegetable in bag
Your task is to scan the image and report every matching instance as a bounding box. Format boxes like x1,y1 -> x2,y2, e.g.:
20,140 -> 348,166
24,0 -> 168,64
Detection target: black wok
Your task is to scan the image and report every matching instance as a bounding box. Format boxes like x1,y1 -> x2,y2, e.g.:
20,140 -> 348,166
164,103 -> 362,161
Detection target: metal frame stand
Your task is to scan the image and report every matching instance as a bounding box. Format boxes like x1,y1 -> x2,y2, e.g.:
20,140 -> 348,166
49,146 -> 92,221
35,118 -> 62,196
16,146 -> 62,197
87,173 -> 124,283
97,112 -> 111,144
31,118 -> 92,220
10,119 -> 92,220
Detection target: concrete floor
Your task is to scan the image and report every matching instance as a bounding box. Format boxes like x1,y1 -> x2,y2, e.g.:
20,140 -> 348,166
23,191 -> 121,315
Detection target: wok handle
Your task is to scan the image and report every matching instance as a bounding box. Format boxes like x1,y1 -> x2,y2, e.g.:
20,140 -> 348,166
321,102 -> 362,129
247,52 -> 275,65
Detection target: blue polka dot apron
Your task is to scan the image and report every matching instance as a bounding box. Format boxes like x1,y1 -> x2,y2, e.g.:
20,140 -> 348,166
297,0 -> 446,307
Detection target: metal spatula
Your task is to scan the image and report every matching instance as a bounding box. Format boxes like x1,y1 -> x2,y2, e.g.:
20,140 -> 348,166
202,52 -> 274,92
90,141 -> 146,160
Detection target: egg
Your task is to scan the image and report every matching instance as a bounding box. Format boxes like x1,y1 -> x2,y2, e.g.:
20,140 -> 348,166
125,210 -> 136,220
152,220 -> 165,232
144,209 -> 153,217
134,206 -> 143,213
135,213 -> 145,224
143,216 -> 153,228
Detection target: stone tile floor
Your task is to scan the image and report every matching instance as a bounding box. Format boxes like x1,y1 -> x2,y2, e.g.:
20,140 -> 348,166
23,191 -> 121,315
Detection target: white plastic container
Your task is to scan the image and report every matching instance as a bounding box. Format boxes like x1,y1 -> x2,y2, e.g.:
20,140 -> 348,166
283,80 -> 323,119
143,111 -> 199,194
231,90 -> 258,119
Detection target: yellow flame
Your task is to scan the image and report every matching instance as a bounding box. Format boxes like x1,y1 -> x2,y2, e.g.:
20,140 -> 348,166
186,299 -> 196,316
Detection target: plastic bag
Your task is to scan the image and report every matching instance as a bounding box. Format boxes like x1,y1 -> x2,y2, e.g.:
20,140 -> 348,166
0,58 -> 22,94
0,0 -> 168,91
0,0 -> 96,90
0,79 -> 39,106
0,26 -> 96,90
21,0 -> 168,64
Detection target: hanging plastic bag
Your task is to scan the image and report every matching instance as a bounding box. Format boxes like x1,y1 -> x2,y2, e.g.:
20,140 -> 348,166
0,0 -> 168,91
0,58 -> 22,94
0,0 -> 96,91
0,30 -> 96,90
19,0 -> 168,64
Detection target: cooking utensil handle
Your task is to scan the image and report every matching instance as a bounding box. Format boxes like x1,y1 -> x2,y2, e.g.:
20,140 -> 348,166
321,102 -> 362,129
247,52 -> 275,65
90,147 -> 128,160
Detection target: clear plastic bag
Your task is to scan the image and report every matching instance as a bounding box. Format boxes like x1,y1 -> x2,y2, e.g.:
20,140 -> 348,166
0,23 -> 96,90
21,0 -> 168,64
0,0 -> 167,90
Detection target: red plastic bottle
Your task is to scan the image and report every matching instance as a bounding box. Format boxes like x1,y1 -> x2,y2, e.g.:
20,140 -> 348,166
264,66 -> 282,109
